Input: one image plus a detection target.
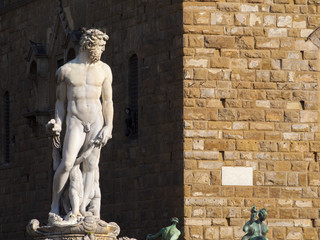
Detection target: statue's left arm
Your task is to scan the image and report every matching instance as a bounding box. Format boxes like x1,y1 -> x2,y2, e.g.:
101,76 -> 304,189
95,64 -> 113,147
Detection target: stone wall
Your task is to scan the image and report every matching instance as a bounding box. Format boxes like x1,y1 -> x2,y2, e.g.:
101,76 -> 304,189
0,0 -> 184,239
0,1 -> 56,240
2,0 -> 320,239
183,1 -> 320,239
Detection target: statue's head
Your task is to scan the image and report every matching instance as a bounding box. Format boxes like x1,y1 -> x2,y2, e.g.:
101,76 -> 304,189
79,28 -> 109,63
258,208 -> 267,221
170,217 -> 179,224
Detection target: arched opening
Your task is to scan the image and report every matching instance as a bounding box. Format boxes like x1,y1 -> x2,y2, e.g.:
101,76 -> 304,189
28,61 -> 38,110
29,61 -> 37,76
126,54 -> 139,138
67,48 -> 76,62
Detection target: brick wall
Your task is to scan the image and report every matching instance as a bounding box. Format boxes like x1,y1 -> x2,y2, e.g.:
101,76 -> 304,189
183,1 -> 320,239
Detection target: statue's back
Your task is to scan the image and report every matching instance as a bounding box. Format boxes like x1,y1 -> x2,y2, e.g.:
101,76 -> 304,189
161,226 -> 180,240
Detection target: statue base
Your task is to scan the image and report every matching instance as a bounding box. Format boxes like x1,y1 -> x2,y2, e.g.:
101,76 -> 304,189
27,234 -> 115,240
26,216 -> 120,240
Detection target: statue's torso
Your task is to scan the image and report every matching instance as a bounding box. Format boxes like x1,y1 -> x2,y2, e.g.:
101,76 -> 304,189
61,61 -> 107,123
248,222 -> 268,239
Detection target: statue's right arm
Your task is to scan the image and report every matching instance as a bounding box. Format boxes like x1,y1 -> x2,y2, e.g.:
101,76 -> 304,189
146,229 -> 164,240
54,67 -> 67,133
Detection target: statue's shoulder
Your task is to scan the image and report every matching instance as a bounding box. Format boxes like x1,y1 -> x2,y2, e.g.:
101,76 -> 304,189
98,61 -> 112,82
99,61 -> 111,71
56,62 -> 73,83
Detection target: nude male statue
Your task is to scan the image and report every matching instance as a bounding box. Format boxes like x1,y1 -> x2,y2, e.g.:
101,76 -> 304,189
47,28 -> 113,224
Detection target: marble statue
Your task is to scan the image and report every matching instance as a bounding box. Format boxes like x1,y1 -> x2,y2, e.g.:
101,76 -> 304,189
47,28 -> 113,225
146,217 -> 181,240
27,28 -> 124,240
242,205 -> 268,240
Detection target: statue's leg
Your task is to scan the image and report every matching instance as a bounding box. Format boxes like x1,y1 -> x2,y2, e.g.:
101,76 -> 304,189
50,116 -> 86,215
81,148 -> 100,216
87,170 -> 101,218
80,117 -> 103,216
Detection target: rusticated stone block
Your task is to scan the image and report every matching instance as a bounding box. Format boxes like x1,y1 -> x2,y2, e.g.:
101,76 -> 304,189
235,13 -> 249,26
204,227 -> 219,239
273,227 -> 286,239
237,109 -> 264,121
287,228 -> 303,239
241,4 -> 258,12
284,111 -> 299,122
280,208 -> 299,219
204,36 -> 235,49
194,11 -> 210,25
282,59 -> 308,71
236,141 -> 259,151
266,110 -> 284,122
185,218 -> 212,226
189,225 -> 203,239
300,111 -> 318,123
303,228 -> 318,239
256,37 -> 280,49
265,172 -> 287,186
220,227 -> 233,239
308,172 -> 320,186
210,57 -> 230,68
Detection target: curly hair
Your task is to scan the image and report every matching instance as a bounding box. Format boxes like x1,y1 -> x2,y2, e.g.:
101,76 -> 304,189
79,28 -> 109,52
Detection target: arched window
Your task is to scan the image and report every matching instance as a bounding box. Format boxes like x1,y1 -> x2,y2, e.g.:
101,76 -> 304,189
29,61 -> 37,77
127,54 -> 138,138
67,48 -> 76,62
4,91 -> 10,163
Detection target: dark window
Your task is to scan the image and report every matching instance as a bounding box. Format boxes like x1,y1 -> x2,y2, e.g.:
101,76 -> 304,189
57,59 -> 64,69
4,91 -> 10,163
127,54 -> 138,138
67,49 -> 76,62
30,61 -> 37,75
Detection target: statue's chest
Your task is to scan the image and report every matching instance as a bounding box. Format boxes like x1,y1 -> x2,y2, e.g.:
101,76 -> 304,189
66,67 -> 104,87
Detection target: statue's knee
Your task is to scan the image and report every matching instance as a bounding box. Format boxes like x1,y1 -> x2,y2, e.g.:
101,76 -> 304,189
62,162 -> 74,172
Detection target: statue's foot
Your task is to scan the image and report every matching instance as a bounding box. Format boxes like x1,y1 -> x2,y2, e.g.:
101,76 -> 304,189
64,212 -> 79,225
65,211 -> 84,223
80,208 -> 93,217
48,212 -> 63,226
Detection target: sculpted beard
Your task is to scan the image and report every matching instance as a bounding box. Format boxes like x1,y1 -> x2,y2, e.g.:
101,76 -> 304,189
89,47 -> 101,63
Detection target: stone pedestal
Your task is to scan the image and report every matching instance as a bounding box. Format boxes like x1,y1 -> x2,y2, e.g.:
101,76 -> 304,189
27,216 -> 120,240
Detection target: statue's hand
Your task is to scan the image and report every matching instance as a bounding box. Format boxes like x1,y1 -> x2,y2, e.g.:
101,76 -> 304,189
93,127 -> 112,147
46,119 -> 62,136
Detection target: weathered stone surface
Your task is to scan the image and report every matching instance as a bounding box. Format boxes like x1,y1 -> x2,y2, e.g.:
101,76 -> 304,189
204,36 -> 235,49
26,218 -> 120,240
5,0 -> 320,239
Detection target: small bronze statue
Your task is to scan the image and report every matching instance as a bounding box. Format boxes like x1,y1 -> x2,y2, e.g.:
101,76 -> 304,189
242,205 -> 268,240
146,217 -> 181,240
